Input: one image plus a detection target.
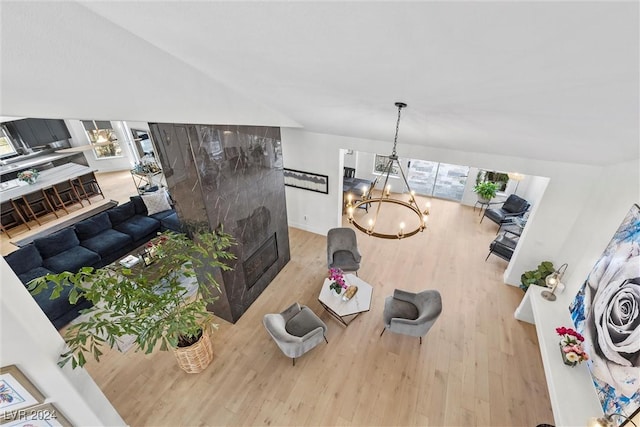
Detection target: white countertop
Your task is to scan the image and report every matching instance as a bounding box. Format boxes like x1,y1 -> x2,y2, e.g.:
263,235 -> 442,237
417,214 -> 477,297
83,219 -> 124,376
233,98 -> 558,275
0,163 -> 93,201
0,151 -> 80,176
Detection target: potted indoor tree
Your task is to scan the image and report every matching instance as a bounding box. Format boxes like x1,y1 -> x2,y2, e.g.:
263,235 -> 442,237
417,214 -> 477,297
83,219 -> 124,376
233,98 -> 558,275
28,228 -> 236,373
473,181 -> 499,203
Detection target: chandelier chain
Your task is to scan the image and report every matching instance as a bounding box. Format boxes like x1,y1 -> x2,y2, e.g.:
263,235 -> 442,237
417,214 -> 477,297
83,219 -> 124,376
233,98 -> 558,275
391,103 -> 404,157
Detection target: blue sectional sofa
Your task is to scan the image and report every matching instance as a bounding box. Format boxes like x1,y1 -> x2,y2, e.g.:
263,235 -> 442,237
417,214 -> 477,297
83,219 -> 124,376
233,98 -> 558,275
4,195 -> 181,329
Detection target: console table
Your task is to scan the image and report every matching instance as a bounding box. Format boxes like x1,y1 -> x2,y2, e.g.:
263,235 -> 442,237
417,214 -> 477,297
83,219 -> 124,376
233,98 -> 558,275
516,286 -> 603,426
130,170 -> 163,195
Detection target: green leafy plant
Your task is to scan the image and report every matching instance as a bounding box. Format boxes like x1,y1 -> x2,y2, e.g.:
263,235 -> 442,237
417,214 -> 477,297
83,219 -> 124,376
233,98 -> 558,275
473,181 -> 499,201
520,261 -> 555,292
29,229 -> 236,369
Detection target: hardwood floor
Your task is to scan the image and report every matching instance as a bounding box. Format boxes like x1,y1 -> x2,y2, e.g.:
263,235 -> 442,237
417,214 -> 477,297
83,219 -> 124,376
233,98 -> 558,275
84,190 -> 552,426
3,172 -> 554,425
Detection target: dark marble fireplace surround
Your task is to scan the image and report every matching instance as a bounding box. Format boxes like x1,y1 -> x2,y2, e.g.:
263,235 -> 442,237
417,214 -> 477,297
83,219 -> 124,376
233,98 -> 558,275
149,123 -> 290,323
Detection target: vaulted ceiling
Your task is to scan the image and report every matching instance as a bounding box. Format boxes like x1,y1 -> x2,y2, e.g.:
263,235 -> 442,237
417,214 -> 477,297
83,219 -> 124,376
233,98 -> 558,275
1,1 -> 638,166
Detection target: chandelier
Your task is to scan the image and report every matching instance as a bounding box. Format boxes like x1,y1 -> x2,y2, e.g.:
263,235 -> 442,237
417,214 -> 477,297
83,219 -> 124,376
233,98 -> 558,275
346,102 -> 431,239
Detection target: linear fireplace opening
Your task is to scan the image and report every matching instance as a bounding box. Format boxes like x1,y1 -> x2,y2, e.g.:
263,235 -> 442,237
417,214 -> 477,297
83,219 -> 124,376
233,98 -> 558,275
243,233 -> 278,290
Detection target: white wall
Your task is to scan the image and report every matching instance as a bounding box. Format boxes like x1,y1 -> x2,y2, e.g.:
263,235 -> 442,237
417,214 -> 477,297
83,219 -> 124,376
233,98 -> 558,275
281,129 -> 344,235
551,158 -> 640,307
2,2 -> 297,128
0,258 -> 125,426
343,150 -> 356,169
281,128 -> 608,289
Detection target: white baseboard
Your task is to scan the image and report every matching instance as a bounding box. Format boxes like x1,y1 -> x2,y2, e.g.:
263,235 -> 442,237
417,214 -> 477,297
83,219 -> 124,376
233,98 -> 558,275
287,221 -> 326,236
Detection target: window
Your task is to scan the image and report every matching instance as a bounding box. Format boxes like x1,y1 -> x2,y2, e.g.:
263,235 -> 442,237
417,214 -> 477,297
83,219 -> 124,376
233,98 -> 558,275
82,120 -> 122,159
0,127 -> 17,158
406,159 -> 469,202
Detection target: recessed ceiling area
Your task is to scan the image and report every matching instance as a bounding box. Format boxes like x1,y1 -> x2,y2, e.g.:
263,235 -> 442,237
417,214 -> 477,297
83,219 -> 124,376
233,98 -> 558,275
1,1 -> 638,166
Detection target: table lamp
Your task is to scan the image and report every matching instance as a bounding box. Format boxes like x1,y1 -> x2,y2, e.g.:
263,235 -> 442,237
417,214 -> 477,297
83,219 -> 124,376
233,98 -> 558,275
541,263 -> 568,301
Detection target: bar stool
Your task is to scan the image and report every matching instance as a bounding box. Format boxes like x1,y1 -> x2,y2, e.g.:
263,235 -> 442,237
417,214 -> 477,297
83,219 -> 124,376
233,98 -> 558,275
0,200 -> 31,238
17,190 -> 59,226
72,171 -> 104,204
45,180 -> 84,214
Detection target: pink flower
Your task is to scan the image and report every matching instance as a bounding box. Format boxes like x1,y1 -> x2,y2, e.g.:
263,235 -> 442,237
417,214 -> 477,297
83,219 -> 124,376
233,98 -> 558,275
328,268 -> 347,288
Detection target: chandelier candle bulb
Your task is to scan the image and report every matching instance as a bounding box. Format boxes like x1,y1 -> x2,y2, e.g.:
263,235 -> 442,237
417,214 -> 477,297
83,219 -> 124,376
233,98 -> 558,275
385,185 -> 391,197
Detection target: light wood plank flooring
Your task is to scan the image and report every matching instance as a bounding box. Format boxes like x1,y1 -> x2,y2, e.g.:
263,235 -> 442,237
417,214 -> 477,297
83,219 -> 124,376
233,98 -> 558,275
3,172 -> 554,426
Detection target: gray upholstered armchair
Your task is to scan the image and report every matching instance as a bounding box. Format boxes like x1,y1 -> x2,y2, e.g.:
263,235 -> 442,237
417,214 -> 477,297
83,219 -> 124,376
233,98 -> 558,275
380,289 -> 442,344
327,227 -> 362,275
263,302 -> 328,366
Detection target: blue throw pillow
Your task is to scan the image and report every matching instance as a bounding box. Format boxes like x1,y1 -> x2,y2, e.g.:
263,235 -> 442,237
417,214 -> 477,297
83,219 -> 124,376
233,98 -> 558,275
5,244 -> 43,275
107,202 -> 135,226
34,228 -> 79,259
129,196 -> 148,216
75,212 -> 113,241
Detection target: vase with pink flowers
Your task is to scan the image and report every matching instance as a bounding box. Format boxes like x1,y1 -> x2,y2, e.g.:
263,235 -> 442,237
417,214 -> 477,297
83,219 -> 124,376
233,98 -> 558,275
328,268 -> 347,297
556,326 -> 589,367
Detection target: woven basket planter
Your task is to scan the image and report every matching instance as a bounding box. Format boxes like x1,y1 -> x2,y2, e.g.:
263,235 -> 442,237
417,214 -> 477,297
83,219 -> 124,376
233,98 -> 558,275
173,328 -> 214,373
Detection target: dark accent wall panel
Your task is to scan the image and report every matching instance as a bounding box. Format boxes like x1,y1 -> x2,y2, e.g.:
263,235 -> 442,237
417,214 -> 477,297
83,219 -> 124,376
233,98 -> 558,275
149,123 -> 289,323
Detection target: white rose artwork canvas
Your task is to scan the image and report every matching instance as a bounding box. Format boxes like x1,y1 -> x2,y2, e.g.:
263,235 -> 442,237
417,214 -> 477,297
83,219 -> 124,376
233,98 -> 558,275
570,204 -> 640,425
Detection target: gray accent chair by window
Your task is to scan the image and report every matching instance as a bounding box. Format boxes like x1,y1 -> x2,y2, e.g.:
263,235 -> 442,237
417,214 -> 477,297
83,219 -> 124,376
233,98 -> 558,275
380,289 -> 443,344
481,194 -> 530,227
263,302 -> 328,366
327,227 -> 362,275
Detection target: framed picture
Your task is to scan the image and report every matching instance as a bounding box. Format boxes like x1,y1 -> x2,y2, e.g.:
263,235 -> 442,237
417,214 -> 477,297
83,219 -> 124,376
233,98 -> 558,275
283,168 -> 328,194
569,204 -> 640,425
141,248 -> 155,266
1,403 -> 71,427
0,366 -> 45,419
373,154 -> 400,177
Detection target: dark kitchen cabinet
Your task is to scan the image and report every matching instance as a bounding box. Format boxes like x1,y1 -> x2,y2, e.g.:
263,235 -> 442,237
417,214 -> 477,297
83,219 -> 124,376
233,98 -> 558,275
8,118 -> 70,147
28,119 -> 52,145
10,120 -> 37,145
46,119 -> 71,141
